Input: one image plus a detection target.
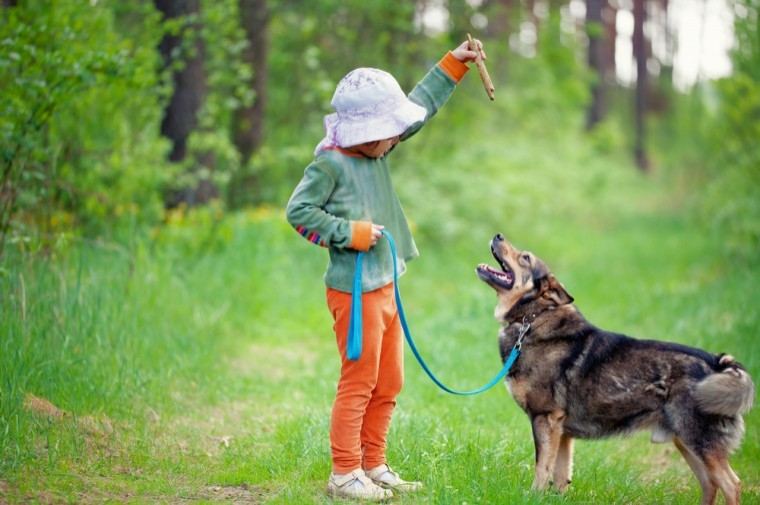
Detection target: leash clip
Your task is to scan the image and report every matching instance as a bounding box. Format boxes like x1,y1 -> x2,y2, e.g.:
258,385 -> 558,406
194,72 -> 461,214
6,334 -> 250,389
515,317 -> 531,351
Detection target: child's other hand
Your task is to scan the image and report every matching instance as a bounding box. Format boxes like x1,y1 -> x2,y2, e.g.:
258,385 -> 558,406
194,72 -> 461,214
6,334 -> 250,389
452,38 -> 486,63
370,224 -> 385,246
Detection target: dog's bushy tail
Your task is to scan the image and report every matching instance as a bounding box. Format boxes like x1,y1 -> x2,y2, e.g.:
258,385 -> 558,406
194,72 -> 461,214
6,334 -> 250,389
696,354 -> 755,416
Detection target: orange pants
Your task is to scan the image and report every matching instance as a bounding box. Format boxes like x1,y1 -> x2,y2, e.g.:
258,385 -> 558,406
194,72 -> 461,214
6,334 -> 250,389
326,282 -> 404,474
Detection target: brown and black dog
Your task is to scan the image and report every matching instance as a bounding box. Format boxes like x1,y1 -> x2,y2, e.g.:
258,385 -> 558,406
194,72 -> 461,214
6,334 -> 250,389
477,233 -> 754,505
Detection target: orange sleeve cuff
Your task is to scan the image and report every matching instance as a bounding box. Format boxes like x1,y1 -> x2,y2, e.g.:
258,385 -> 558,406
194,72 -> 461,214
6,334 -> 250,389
349,221 -> 372,251
438,51 -> 470,83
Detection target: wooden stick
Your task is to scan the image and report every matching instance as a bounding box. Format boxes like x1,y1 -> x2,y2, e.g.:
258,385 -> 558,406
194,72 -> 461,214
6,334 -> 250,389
468,33 -> 494,101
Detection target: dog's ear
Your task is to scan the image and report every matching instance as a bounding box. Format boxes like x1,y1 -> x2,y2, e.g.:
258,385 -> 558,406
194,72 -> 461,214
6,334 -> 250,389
543,275 -> 574,306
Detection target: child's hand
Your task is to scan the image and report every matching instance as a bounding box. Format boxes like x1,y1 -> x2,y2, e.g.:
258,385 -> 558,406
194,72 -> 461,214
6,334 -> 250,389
452,38 -> 486,63
370,224 -> 385,246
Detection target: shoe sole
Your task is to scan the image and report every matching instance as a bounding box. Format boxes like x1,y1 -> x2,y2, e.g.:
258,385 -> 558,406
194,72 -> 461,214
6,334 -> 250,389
366,470 -> 423,493
326,485 -> 394,501
373,482 -> 423,493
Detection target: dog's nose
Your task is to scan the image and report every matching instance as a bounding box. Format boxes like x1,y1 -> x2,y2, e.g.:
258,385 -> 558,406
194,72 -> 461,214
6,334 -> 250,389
495,233 -> 505,242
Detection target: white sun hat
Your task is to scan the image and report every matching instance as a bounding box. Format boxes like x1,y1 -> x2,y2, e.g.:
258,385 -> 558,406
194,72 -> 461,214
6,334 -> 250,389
315,68 -> 427,155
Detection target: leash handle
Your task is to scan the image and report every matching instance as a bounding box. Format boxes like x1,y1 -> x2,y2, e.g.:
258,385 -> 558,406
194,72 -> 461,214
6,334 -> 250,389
346,249 -> 364,361
348,230 -> 518,396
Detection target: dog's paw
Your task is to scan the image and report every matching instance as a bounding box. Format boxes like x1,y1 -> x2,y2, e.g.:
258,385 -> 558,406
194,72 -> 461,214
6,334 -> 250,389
553,479 -> 571,493
531,479 -> 551,492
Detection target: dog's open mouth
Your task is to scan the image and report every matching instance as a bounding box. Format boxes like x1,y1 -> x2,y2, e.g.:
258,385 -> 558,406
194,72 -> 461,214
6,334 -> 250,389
477,245 -> 515,289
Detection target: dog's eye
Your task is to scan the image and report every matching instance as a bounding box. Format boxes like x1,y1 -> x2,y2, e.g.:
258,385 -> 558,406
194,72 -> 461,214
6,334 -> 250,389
522,254 -> 531,264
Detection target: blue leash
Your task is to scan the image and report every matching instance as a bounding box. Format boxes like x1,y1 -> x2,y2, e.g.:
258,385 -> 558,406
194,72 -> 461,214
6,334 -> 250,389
348,230 -> 526,396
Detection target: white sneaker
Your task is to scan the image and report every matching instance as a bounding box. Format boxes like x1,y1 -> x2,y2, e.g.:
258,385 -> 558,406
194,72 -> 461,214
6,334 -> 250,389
366,464 -> 423,493
327,469 -> 393,501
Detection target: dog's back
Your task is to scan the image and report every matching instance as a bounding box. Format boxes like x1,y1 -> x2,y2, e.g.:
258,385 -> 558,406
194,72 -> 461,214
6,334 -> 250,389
504,319 -> 754,448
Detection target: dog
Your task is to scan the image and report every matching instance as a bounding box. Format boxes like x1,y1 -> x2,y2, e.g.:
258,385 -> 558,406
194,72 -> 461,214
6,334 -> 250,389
476,233 -> 754,505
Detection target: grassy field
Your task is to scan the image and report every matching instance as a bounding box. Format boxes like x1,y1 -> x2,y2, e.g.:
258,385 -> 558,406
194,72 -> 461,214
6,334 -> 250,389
1,128 -> 759,504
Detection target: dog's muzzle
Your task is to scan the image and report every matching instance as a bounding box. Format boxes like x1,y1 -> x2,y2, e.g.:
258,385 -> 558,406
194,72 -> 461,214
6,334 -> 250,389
477,234 -> 515,289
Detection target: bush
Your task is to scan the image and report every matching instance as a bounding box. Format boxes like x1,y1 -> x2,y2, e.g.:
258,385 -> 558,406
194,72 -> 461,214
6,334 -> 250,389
702,72 -> 760,261
0,2 -> 171,253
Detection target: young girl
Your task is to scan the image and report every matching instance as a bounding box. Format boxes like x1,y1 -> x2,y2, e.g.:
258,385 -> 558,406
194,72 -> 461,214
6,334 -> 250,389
286,39 -> 486,501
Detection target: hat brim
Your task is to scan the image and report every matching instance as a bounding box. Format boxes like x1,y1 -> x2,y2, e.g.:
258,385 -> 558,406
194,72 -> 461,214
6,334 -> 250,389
328,99 -> 427,148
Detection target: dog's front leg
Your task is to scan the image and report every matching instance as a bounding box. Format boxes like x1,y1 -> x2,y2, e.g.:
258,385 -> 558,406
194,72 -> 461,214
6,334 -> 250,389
530,409 -> 566,491
552,433 -> 574,493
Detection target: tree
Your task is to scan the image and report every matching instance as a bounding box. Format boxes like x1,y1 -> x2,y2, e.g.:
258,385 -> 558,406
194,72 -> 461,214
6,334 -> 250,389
585,0 -> 609,130
632,0 -> 650,170
233,0 -> 268,168
482,0 -> 519,39
155,0 -> 216,206
226,0 -> 268,208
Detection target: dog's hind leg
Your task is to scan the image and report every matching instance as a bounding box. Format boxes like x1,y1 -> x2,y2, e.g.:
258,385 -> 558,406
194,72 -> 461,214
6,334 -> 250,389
704,453 -> 741,505
552,434 -> 574,493
530,410 -> 566,491
673,437 -> 718,505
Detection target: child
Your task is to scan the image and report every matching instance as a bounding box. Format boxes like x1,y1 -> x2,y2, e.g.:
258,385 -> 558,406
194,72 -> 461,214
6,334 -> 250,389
286,38 -> 486,501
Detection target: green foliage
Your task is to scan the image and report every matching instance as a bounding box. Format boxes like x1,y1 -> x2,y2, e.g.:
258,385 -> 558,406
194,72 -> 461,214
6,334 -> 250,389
638,1 -> 760,265
185,129 -> 242,202
692,0 -> 760,262
0,1 -> 172,251
730,0 -> 760,80
511,13 -> 589,131
196,0 -> 253,168
151,200 -> 234,256
702,73 -> 760,260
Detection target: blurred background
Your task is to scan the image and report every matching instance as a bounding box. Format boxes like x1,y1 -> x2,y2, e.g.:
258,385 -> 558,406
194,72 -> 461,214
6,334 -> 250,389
1,1 -> 759,502
1,0 -> 758,260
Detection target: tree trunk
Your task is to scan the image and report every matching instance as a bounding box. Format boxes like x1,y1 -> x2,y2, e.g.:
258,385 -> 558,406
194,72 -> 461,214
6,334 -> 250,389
633,0 -> 651,171
233,0 -> 268,167
155,0 -> 216,206
485,0 -> 518,39
526,0 -> 539,50
228,0 -> 268,208
585,0 -> 608,130
604,2 -> 617,84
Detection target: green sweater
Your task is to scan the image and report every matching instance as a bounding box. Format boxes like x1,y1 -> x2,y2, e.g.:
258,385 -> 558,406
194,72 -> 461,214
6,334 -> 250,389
286,56 -> 467,293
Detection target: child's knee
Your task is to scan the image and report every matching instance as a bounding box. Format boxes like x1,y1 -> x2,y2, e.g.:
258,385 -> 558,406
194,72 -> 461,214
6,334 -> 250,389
376,368 -> 403,398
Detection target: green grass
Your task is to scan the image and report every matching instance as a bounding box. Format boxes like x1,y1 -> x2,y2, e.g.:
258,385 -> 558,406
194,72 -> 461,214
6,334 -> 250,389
2,130 -> 759,503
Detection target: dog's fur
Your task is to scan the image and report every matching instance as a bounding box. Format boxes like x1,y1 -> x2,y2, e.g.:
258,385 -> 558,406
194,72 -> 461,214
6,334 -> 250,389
477,233 -> 754,505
